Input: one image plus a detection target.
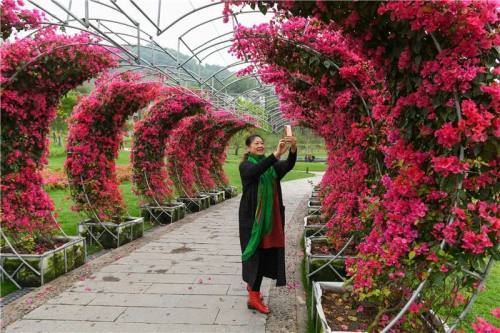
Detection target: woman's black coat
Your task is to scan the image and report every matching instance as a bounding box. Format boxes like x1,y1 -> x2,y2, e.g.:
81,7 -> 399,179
238,149 -> 297,287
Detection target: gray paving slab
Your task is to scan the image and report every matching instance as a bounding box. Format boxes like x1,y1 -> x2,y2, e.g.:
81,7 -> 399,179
46,292 -> 98,306
23,304 -> 126,321
5,176 -> 320,333
115,307 -> 219,324
70,281 -> 152,294
6,320 -> 264,333
89,272 -> 199,284
145,283 -> 230,295
89,293 -> 182,308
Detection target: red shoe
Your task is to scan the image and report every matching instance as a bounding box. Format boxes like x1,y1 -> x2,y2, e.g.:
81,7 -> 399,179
247,284 -> 263,300
247,291 -> 270,314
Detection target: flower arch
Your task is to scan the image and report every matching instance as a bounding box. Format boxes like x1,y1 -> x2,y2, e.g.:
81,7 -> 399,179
166,112 -> 254,197
0,14 -> 117,251
131,88 -> 210,204
231,16 -> 390,244
226,1 -> 499,331
190,112 -> 256,192
65,73 -> 160,221
207,113 -> 256,188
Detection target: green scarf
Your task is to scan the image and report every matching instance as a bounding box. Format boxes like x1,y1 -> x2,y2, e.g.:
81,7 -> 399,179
241,154 -> 277,261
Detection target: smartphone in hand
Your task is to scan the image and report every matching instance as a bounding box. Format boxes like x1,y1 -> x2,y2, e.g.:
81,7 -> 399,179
284,125 -> 293,137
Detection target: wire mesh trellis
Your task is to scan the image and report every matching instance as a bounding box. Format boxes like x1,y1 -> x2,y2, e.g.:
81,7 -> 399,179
25,0 -> 285,132
78,175 -> 145,249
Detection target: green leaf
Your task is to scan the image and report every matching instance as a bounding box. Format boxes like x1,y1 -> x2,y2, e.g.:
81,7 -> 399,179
409,251 -> 416,260
257,3 -> 267,15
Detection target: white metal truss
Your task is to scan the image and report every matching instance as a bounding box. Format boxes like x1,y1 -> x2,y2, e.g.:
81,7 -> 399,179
26,0 -> 287,131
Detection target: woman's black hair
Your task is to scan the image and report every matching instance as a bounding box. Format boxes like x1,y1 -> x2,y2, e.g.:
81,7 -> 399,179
242,134 -> 264,161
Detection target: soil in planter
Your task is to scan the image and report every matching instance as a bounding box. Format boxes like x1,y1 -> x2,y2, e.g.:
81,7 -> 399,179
321,289 -> 378,331
307,215 -> 327,225
322,290 -> 437,332
1,238 -> 68,255
311,239 -> 357,256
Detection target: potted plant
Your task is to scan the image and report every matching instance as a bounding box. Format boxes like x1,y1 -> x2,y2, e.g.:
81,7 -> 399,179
311,281 -> 448,333
131,88 -> 209,224
66,73 -> 160,249
305,236 -> 357,283
228,1 -> 499,329
304,214 -> 328,238
0,1 -> 116,286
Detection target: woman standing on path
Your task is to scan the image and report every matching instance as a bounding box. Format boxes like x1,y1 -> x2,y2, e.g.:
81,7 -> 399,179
238,133 -> 297,314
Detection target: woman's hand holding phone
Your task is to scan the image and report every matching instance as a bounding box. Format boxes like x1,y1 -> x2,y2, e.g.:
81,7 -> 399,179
274,139 -> 287,159
284,136 -> 297,152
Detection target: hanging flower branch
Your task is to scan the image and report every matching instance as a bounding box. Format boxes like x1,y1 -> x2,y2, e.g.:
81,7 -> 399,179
131,89 -> 210,204
1,0 -> 42,39
1,21 -> 117,253
65,73 -> 160,222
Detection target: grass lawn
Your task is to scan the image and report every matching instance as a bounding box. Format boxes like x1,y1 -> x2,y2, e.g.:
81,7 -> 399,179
50,150 -> 323,237
460,262 -> 500,332
45,148 -> 324,238
0,281 -> 18,297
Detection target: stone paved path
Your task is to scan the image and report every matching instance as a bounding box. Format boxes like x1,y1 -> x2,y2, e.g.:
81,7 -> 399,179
5,175 -> 321,333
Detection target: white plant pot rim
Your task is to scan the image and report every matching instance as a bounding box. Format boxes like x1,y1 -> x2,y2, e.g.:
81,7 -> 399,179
304,215 -> 326,229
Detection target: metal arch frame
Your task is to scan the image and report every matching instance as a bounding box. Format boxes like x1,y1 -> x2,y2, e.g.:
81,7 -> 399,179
157,1 -> 223,36
192,31 -> 234,52
26,1 -> 284,128
212,75 -> 262,97
178,10 -> 261,39
232,85 -> 278,104
199,60 -> 246,85
177,38 -> 234,68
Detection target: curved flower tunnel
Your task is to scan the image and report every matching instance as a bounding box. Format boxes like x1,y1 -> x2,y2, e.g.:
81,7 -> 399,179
131,88 -> 210,204
1,15 -> 117,252
65,73 -> 161,221
226,1 -> 499,331
1,1 -> 498,330
166,112 -> 255,197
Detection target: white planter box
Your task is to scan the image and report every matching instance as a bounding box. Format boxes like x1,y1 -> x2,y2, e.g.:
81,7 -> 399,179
79,217 -> 144,249
312,281 -> 449,333
0,236 -> 86,287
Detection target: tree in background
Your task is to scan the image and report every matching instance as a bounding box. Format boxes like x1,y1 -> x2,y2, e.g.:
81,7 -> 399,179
52,91 -> 77,146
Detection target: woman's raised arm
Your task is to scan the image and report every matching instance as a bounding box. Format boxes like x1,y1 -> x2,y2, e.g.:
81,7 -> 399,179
239,153 -> 278,180
239,139 -> 287,180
